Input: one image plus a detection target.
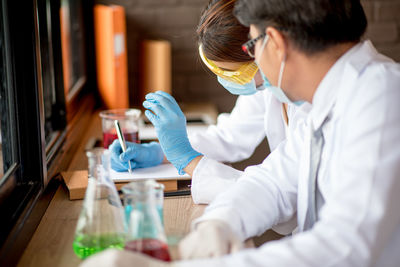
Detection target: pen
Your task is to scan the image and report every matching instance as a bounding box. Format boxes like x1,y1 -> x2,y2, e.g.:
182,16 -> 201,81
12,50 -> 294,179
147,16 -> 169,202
114,120 -> 133,174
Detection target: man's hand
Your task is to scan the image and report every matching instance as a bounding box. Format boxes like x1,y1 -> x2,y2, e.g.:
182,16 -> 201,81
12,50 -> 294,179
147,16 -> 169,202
80,249 -> 171,267
178,220 -> 243,260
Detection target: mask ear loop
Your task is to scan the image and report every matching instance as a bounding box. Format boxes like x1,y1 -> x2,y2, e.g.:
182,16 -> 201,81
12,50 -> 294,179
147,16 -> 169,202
277,55 -> 286,89
255,34 -> 269,64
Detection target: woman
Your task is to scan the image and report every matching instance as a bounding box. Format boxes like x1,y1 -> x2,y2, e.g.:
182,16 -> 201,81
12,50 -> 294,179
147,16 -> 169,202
110,0 -> 309,209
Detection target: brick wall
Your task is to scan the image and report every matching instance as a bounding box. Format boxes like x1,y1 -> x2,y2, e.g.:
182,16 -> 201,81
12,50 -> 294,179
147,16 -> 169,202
95,0 -> 237,111
95,0 -> 400,111
363,0 -> 400,62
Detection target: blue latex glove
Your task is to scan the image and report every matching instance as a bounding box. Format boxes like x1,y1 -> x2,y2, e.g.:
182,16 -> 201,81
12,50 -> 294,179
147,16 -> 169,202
143,91 -> 202,174
109,139 -> 164,172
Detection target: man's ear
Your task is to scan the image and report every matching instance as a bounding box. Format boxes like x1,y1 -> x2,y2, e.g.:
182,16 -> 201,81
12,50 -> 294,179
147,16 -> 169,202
266,27 -> 287,61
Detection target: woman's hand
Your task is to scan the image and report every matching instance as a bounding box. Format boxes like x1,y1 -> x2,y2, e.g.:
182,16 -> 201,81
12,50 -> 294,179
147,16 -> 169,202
109,140 -> 164,172
143,91 -> 202,174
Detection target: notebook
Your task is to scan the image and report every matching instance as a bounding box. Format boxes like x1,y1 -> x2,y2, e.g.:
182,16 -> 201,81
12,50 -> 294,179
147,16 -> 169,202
109,163 -> 190,182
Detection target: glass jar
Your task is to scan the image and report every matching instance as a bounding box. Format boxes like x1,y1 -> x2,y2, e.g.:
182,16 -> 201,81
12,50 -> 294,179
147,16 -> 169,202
99,109 -> 141,148
122,180 -> 171,262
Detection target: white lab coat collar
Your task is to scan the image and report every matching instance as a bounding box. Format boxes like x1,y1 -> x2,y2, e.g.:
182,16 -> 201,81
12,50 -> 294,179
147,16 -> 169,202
310,40 -> 374,130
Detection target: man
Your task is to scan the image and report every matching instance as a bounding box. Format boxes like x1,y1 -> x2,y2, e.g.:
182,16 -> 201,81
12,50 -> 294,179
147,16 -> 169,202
82,0 -> 400,266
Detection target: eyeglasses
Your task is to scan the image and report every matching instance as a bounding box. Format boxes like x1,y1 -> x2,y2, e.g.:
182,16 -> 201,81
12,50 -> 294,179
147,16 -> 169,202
242,33 -> 267,58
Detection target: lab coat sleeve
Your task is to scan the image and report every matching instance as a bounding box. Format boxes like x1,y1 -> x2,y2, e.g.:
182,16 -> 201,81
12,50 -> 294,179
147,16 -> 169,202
191,156 -> 244,204
186,64 -> 400,266
193,118 -> 306,241
188,92 -> 266,163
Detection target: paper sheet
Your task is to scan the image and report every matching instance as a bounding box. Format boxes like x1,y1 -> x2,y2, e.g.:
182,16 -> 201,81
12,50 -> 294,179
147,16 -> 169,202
109,163 -> 190,182
139,124 -> 209,140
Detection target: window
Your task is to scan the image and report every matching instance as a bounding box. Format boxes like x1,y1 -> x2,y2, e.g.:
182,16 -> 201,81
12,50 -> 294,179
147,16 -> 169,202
0,139 -> 2,179
0,114 -> 3,179
0,88 -> 17,182
0,0 -> 45,248
0,0 -> 95,263
0,78 -> 17,183
37,0 -> 92,165
37,0 -> 67,147
60,0 -> 87,103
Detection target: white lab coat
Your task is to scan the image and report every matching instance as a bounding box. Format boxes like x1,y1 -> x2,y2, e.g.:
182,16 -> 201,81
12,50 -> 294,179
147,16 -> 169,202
181,40 -> 400,266
188,86 -> 309,205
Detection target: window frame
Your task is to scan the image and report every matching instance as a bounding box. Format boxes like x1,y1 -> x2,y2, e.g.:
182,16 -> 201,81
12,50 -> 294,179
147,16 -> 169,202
37,0 -> 68,167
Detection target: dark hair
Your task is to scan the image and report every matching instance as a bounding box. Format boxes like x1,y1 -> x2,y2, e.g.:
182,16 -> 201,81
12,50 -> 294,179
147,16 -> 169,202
234,0 -> 368,54
197,0 -> 252,62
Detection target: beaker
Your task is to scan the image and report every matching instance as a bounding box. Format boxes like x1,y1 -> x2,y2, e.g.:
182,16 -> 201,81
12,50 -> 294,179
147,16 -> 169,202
99,109 -> 141,148
122,180 -> 171,262
73,148 -> 126,259
147,180 -> 165,224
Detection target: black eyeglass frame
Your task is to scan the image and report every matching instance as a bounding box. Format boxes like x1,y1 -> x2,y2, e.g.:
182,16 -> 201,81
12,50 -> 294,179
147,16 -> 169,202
242,32 -> 267,58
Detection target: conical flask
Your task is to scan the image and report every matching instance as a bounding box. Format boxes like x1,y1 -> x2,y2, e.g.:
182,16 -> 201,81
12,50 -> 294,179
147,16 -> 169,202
122,180 -> 171,262
73,148 -> 126,259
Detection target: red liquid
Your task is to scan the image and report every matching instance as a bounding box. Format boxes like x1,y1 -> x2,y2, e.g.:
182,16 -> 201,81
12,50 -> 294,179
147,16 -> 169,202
103,130 -> 139,148
124,239 -> 171,262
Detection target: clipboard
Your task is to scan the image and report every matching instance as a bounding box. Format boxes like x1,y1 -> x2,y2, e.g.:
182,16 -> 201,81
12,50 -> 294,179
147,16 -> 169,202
61,164 -> 191,200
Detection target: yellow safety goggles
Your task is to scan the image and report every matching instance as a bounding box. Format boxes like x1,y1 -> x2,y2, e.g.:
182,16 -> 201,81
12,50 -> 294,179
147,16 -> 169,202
198,45 -> 258,85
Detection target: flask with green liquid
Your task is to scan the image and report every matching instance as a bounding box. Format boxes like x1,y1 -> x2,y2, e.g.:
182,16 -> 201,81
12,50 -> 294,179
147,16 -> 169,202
73,148 -> 126,259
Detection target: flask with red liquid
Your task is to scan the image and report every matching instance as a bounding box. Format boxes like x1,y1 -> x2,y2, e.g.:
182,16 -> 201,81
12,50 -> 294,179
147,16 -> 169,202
122,180 -> 171,262
100,109 -> 141,148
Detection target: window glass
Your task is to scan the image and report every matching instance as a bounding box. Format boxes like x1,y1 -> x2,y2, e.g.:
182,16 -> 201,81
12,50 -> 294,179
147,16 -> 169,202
0,81 -> 16,181
0,72 -> 16,182
0,114 -> 3,180
39,1 -> 58,143
37,0 -> 68,148
0,16 -> 17,181
60,0 -> 86,102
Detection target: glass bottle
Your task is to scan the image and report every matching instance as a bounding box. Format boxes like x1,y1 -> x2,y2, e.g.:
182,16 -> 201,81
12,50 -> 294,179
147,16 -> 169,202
73,148 -> 126,259
122,180 -> 171,262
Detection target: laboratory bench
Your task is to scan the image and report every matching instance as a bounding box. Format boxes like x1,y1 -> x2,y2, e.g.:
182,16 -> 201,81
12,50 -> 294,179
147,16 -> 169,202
16,105 -> 211,266
17,186 -> 205,266
15,103 -> 281,266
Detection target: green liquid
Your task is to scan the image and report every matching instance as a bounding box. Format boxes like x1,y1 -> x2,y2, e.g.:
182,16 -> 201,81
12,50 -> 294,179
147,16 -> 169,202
73,233 -> 125,259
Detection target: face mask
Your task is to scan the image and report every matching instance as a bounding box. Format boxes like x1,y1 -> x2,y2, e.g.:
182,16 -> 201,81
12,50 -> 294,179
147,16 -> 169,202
260,72 -> 304,105
256,35 -> 304,106
199,45 -> 258,85
217,76 -> 261,95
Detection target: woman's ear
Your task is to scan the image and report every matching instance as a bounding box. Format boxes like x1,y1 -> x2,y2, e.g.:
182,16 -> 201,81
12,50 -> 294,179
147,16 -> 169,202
266,27 -> 287,61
